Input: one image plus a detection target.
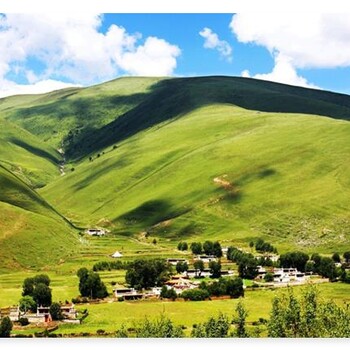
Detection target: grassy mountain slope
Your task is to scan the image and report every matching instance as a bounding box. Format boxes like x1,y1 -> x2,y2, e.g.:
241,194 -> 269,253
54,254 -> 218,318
2,76 -> 350,258
0,165 -> 80,271
41,102 -> 350,252
0,118 -> 62,188
0,78 -> 164,157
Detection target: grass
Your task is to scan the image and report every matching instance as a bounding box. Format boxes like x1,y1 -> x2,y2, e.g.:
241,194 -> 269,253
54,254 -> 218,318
49,282 -> 350,336
1,76 -> 350,272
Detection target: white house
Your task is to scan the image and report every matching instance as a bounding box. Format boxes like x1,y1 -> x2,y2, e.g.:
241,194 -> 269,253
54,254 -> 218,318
85,228 -> 106,236
166,258 -> 188,266
114,288 -> 143,300
194,255 -> 217,263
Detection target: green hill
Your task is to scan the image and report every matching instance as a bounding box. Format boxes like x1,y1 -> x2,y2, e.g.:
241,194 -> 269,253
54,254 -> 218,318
2,75 -> 350,266
0,165 -> 79,271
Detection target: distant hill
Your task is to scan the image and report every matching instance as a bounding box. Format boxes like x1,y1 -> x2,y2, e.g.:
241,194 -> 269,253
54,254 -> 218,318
1,75 -> 350,268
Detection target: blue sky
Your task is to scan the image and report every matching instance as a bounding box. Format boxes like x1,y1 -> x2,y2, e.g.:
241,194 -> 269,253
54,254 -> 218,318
1,13 -> 350,97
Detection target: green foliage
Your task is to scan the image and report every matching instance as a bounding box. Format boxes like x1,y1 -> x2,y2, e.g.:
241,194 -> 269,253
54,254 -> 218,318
181,288 -> 210,301
332,252 -> 341,263
268,285 -> 350,337
18,317 -> 29,326
177,242 -> 188,251
318,257 -> 338,280
343,251 -> 350,262
19,295 -> 37,313
115,325 -> 128,338
238,257 -> 259,280
279,251 -> 309,272
49,302 -> 63,320
264,272 -> 274,282
125,259 -> 172,290
190,242 -> 202,255
134,314 -> 184,338
200,277 -> 244,298
22,274 -> 52,306
255,238 -> 276,254
77,268 -> 108,299
175,261 -> 188,274
92,260 -> 128,271
160,286 -> 177,301
0,316 -> 12,337
209,261 -> 221,278
233,300 -> 249,338
191,312 -> 230,338
193,260 -> 204,276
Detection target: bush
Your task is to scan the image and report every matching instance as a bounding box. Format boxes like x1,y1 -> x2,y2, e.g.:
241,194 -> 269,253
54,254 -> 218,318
160,286 -> 177,300
264,272 -> 274,282
18,317 -> 29,326
181,288 -> 209,301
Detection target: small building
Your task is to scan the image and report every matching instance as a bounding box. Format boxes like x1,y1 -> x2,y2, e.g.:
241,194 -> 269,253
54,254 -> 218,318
111,251 -> 123,258
220,270 -> 234,277
194,255 -> 217,263
0,306 -> 20,322
85,228 -> 106,236
185,268 -> 211,278
165,278 -> 197,294
114,288 -> 143,300
166,258 -> 188,266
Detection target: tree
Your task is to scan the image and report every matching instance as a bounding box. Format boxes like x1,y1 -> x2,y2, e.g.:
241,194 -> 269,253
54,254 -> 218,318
33,283 -> 52,306
209,261 -> 221,278
268,285 -> 350,337
49,302 -> 63,320
225,277 -> 244,298
176,261 -> 188,274
193,260 -> 204,277
238,257 -> 258,279
234,300 -> 249,337
191,313 -> 230,338
177,242 -> 188,251
160,286 -> 177,301
213,241 -> 223,258
332,252 -> 341,263
134,314 -> 184,338
249,241 -> 254,249
0,317 -> 12,337
203,241 -> 214,255
190,242 -> 202,255
77,268 -> 108,299
279,251 -> 309,272
22,277 -> 35,297
125,259 -> 172,290
343,251 -> 350,263
318,257 -> 337,280
19,296 -> 37,313
264,272 -> 274,282
22,274 -> 52,306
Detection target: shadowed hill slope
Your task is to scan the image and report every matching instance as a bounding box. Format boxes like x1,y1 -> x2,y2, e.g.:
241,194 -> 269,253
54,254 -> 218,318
0,165 -> 80,270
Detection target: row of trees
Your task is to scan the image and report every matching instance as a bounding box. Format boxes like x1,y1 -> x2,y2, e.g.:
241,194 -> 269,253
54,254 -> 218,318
189,241 -> 223,257
251,238 -> 278,254
227,246 -> 259,279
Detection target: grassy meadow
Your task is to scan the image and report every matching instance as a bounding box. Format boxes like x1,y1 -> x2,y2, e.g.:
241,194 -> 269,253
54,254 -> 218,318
1,76 -> 350,336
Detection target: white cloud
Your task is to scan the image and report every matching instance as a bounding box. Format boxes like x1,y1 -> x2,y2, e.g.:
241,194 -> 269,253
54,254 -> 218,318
0,79 -> 81,98
199,27 -> 232,62
0,14 -> 181,97
230,13 -> 350,88
117,37 -> 181,76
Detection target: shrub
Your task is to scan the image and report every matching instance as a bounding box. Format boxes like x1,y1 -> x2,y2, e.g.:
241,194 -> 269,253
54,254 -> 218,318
18,317 -> 29,326
181,288 -> 209,301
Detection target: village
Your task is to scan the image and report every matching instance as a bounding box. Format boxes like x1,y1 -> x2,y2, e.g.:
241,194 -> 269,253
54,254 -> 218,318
1,232 -> 340,337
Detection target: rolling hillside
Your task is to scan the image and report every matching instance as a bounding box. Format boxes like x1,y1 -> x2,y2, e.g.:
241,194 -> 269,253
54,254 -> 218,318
1,75 -> 350,269
0,165 -> 80,271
